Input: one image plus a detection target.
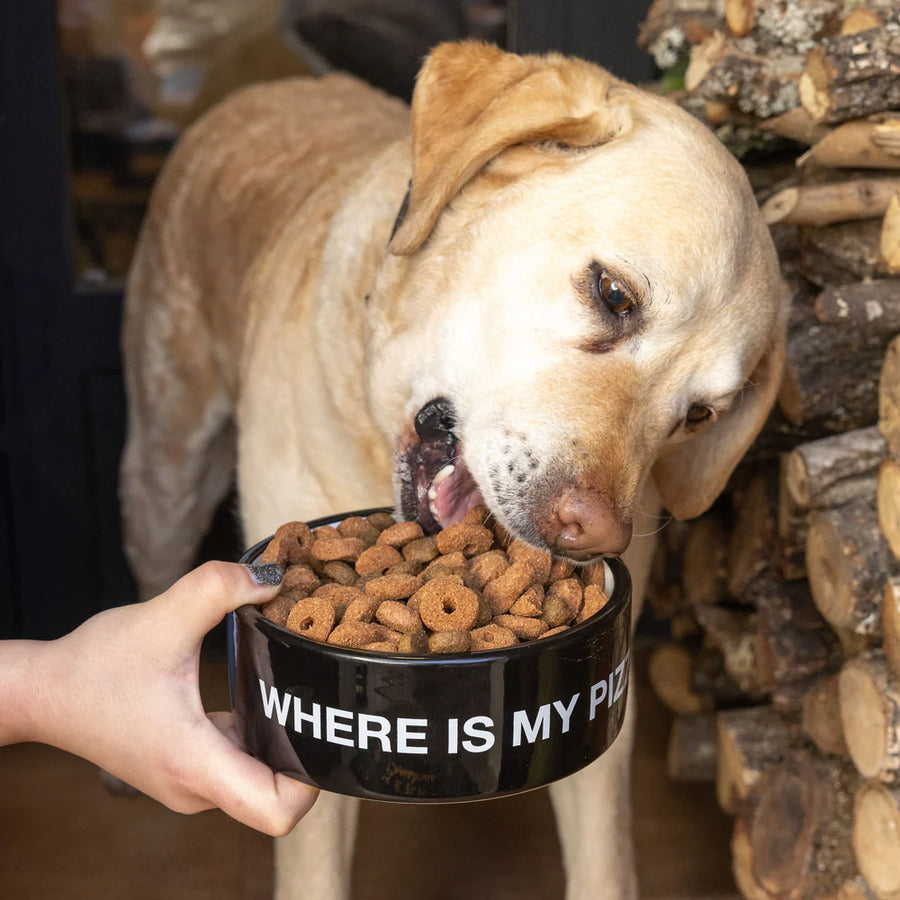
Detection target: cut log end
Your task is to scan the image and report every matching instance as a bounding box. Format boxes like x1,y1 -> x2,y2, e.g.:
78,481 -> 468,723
853,782 -> 900,899
839,661 -> 888,779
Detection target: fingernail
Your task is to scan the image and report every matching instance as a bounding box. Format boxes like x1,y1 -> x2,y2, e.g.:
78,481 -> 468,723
246,563 -> 284,586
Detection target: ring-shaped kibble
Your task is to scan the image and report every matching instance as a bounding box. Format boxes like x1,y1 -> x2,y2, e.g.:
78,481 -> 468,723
286,598 -> 335,642
376,520 -> 424,548
435,522 -> 494,557
355,543 -> 403,576
311,536 -> 366,563
415,577 -> 479,632
470,623 -> 517,651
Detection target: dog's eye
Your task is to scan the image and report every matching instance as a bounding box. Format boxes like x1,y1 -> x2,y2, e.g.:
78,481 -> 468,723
685,405 -> 714,427
593,270 -> 634,315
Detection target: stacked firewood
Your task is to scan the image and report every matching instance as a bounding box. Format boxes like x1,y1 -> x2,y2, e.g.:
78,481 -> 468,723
636,2 -> 900,897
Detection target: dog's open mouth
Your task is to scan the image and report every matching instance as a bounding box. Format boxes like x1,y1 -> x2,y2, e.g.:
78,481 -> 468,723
399,397 -> 486,533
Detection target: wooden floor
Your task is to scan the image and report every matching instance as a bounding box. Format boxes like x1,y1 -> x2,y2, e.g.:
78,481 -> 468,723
0,645 -> 738,899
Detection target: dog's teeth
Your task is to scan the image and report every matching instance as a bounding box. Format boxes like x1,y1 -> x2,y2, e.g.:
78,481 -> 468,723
432,464 -> 455,485
427,486 -> 437,501
429,499 -> 440,521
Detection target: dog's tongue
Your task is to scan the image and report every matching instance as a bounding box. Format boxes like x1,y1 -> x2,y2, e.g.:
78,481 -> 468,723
428,459 -> 485,527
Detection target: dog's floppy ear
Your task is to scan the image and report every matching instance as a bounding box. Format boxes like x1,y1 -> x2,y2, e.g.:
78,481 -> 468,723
652,332 -> 786,520
389,41 -> 630,255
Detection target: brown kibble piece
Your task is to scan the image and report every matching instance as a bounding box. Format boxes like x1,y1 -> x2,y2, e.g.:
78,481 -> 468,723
470,623 -> 517,651
436,522 -> 494,557
576,584 -> 609,623
493,614 -> 549,640
424,550 -> 468,576
415,577 -> 480,632
542,593 -> 575,628
365,573 -> 424,601
313,525 -> 341,541
363,641 -> 399,652
376,600 -> 423,634
355,544 -> 403,576
321,561 -> 358,586
475,592 -> 493,626
259,521 -> 315,566
483,560 -> 538,615
582,562 -> 607,587
387,560 -> 423,576
337,515 -> 381,543
286,598 -> 336,642
462,505 -> 491,526
328,621 -> 380,648
548,557 -> 576,582
397,630 -> 429,654
510,584 -> 544,617
311,537 -> 366,563
281,564 -> 320,594
376,520 -> 424,548
261,594 -> 295,627
402,536 -> 439,564
540,625 -> 570,639
467,550 -> 509,590
507,540 -> 552,582
367,511 -> 396,531
429,630 -> 471,653
343,595 -> 381,623
547,578 -> 583,616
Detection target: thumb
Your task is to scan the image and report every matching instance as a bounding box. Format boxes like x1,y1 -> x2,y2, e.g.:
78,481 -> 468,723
159,560 -> 284,644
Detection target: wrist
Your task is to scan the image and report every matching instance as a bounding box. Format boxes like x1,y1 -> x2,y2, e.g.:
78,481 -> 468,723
0,639 -> 57,746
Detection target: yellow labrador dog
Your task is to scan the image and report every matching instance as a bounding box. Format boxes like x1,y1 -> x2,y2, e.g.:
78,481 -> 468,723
121,41 -> 787,899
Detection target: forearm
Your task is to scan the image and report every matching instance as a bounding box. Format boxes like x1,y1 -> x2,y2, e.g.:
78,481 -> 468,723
0,639 -> 55,747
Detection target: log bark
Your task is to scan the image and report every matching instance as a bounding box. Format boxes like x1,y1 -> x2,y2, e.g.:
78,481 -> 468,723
785,426 -> 884,509
879,457 -> 900,561
800,19 -> 900,124
807,498 -> 891,638
694,603 -> 764,696
884,577 -> 900,684
685,32 -> 804,118
638,0 -> 725,69
778,453 -> 810,580
758,105 -> 831,144
750,573 -> 844,694
881,335 -> 900,458
762,178 -> 900,226
748,751 -> 860,898
682,510 -> 729,607
716,704 -> 796,814
840,650 -> 900,784
815,279 -> 900,334
666,712 -> 719,781
801,671 -> 849,756
798,219 -> 894,286
799,118 -> 900,169
779,280 -> 891,434
852,780 -> 900,900
648,642 -> 712,714
881,188 -> 900,273
727,466 -> 778,598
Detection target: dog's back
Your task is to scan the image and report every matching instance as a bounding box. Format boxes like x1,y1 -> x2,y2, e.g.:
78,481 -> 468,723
120,75 -> 408,597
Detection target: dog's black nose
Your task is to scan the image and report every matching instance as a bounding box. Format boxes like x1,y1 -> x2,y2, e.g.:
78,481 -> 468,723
414,397 -> 457,440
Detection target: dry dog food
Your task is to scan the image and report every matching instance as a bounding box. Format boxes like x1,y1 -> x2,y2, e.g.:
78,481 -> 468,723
259,508 -> 610,654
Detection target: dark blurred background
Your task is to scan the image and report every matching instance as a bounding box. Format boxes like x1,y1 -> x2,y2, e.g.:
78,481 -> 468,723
0,0 -> 655,640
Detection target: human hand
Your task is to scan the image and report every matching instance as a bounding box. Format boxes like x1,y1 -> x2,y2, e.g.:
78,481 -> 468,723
17,561 -> 317,835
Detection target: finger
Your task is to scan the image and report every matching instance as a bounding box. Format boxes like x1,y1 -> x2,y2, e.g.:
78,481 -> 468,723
195,726 -> 319,835
159,561 -> 283,644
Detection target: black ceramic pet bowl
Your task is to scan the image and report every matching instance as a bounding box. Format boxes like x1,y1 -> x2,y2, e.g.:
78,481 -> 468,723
227,509 -> 632,803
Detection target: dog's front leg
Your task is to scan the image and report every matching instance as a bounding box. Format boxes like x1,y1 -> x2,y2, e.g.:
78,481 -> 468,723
275,792 -> 360,900
548,695 -> 638,900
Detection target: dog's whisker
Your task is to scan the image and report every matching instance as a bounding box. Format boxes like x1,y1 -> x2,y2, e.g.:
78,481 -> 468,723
632,515 -> 673,539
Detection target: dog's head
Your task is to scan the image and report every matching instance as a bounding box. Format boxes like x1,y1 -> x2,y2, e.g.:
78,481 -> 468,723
366,42 -> 788,561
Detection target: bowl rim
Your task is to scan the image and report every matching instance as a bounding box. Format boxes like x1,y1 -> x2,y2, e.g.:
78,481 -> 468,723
236,508 -> 632,666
